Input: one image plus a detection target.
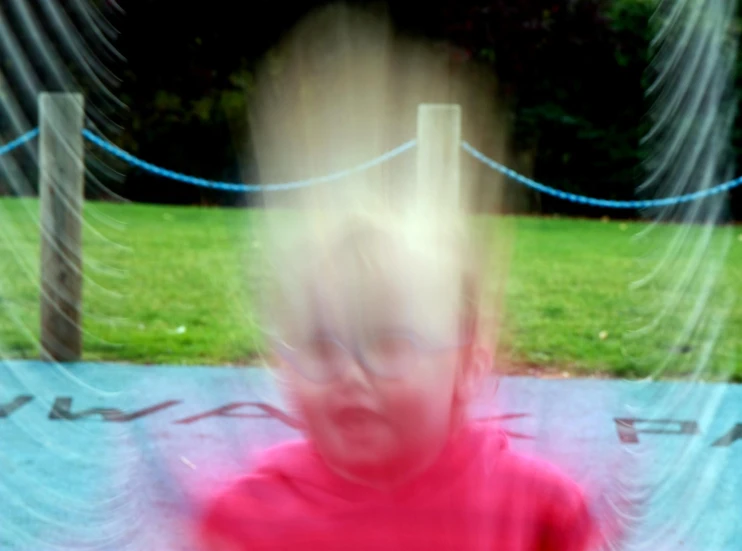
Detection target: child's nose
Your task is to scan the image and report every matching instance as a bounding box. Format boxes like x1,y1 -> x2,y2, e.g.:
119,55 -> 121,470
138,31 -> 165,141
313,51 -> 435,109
338,354 -> 374,390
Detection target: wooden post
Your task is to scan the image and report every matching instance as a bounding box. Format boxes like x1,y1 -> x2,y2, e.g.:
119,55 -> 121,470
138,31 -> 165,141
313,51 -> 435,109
416,104 -> 462,210
39,93 -> 85,363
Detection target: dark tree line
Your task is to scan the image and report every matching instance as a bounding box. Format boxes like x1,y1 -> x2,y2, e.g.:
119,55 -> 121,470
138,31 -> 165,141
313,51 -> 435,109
2,0 -> 741,218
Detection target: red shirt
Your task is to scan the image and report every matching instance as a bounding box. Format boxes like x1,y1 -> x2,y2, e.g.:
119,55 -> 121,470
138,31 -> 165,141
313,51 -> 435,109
198,422 -> 601,550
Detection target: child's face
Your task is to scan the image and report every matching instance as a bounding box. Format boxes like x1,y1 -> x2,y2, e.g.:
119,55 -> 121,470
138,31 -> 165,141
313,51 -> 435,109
275,236 -> 478,486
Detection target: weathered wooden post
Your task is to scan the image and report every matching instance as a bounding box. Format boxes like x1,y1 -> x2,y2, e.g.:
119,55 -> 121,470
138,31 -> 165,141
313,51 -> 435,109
416,104 -> 462,209
39,92 -> 85,362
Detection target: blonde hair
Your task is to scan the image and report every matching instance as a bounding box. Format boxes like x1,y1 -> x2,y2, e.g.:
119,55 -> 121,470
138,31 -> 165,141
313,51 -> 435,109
244,3 -> 511,368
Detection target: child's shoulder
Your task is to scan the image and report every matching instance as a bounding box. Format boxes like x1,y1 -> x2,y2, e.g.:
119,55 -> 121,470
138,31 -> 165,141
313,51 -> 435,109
500,446 -> 585,500
466,423 -> 600,549
500,452 -> 598,549
198,440 -> 316,534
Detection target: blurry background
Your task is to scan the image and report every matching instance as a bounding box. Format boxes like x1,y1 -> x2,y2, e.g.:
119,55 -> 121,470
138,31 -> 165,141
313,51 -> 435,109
4,0 -> 722,214
0,0 -> 740,378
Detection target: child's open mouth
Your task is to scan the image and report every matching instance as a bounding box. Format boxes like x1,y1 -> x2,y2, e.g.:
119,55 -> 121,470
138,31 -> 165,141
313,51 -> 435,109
332,407 -> 385,432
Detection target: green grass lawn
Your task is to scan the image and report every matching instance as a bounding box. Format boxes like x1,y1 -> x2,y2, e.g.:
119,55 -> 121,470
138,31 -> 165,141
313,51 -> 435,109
1,198 -> 740,379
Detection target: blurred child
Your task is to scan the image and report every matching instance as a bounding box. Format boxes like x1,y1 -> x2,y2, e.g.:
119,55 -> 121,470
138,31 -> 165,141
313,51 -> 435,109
197,213 -> 601,550
197,4 -> 602,550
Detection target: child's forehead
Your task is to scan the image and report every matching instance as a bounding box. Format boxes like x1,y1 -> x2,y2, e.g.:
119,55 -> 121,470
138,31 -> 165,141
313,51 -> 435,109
294,234 -> 463,339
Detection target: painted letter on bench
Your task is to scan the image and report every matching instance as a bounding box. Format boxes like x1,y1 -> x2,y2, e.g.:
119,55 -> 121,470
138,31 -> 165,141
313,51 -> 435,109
614,418 -> 699,444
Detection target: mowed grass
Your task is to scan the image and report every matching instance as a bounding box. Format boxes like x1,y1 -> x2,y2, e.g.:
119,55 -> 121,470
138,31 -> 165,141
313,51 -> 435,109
1,198 -> 740,379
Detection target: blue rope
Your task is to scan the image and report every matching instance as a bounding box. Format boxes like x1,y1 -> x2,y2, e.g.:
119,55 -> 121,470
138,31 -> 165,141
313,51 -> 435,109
2,128 -> 740,207
82,129 -> 416,192
0,128 -> 39,156
461,141 -> 742,209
